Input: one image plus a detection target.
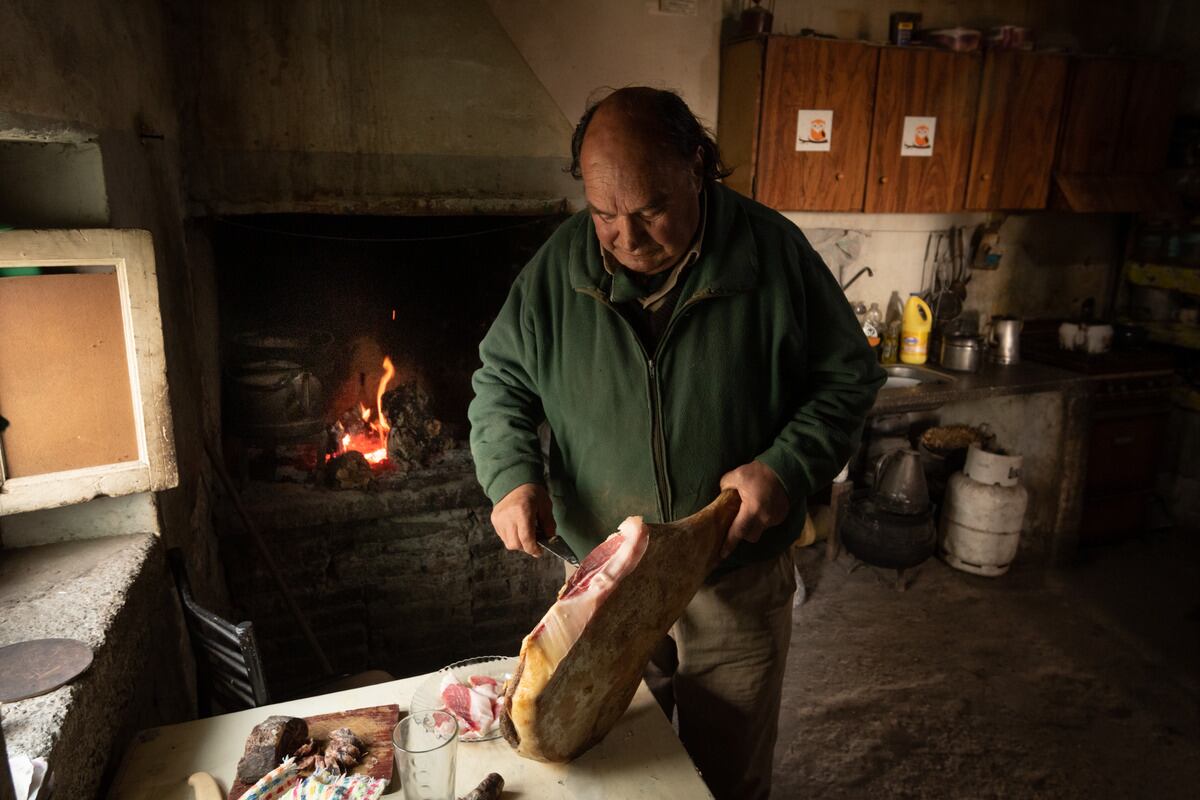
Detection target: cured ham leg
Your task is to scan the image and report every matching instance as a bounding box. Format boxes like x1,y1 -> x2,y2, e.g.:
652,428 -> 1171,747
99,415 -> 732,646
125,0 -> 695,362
500,489 -> 741,762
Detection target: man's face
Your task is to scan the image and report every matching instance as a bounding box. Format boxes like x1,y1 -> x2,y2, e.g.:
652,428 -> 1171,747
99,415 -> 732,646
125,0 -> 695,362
580,117 -> 702,275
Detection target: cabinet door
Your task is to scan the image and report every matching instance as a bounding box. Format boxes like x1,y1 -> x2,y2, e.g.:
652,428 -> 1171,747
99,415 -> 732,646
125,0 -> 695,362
1114,59 -> 1183,174
865,48 -> 981,213
718,37 -> 767,199
1056,58 -> 1133,174
755,38 -> 878,211
965,50 -> 1068,210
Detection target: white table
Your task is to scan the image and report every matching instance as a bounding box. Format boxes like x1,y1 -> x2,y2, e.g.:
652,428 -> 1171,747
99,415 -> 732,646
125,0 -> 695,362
108,674 -> 713,800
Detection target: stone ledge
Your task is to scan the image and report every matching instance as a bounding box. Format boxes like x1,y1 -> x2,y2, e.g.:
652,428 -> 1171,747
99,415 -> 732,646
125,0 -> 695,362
235,448 -> 489,531
0,533 -> 189,799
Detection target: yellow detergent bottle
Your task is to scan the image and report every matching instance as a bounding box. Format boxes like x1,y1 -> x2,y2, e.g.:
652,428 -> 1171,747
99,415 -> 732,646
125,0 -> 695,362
900,294 -> 933,364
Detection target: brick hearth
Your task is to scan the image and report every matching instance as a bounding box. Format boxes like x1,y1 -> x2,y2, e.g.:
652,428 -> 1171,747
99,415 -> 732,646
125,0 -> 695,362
220,447 -> 562,698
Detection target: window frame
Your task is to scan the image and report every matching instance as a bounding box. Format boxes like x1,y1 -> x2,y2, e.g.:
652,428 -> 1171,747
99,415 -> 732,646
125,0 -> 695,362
0,228 -> 177,515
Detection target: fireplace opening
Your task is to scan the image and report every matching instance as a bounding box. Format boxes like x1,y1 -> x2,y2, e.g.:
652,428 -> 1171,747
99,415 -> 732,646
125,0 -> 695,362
209,211 -> 569,691
212,212 -> 565,483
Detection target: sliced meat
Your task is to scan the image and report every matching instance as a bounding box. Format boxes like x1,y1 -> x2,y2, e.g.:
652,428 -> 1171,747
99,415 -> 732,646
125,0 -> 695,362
501,490 -> 741,762
323,727 -> 364,773
468,675 -> 499,697
440,677 -> 495,735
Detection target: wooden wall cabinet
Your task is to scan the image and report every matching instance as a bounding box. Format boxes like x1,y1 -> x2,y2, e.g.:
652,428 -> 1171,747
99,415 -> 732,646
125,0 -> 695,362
864,48 -> 981,213
719,37 -> 878,211
719,37 -> 1180,214
1052,55 -> 1183,212
965,50 -> 1068,210
1057,56 -> 1183,176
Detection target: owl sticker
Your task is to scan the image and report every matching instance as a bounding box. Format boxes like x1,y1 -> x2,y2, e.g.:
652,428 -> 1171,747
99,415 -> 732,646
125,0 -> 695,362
795,109 -> 833,152
901,116 -> 937,157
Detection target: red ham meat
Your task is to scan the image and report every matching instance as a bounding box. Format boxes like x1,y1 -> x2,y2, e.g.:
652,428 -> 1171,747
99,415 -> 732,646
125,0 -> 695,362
439,674 -> 502,738
500,490 -> 741,762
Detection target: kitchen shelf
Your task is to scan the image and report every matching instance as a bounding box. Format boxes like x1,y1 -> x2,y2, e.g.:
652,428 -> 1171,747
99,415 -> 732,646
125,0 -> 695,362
1126,261 -> 1200,297
1117,317 -> 1200,350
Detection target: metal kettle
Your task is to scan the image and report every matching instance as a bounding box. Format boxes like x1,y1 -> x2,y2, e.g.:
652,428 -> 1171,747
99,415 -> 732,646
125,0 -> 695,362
872,448 -> 930,515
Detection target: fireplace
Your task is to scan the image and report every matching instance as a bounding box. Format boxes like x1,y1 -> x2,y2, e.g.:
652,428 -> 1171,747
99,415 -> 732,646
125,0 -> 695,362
209,212 -> 567,695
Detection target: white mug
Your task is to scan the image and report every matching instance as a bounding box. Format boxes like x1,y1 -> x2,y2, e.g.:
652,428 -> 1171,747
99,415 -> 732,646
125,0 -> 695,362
1058,322 -> 1082,351
1085,324 -> 1113,354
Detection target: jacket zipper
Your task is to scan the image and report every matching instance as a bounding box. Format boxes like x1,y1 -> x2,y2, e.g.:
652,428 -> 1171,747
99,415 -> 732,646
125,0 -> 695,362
579,288 -> 729,522
646,357 -> 670,521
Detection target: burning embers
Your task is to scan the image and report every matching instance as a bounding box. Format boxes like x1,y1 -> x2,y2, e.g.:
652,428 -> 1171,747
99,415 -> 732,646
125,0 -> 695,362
324,355 -> 451,488
330,357 -> 396,467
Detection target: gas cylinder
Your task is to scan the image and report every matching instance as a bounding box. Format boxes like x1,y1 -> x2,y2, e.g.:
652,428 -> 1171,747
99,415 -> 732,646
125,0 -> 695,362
939,443 -> 1028,576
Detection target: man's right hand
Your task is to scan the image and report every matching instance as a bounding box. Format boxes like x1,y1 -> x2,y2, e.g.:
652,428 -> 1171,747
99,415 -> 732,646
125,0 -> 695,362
490,483 -> 555,557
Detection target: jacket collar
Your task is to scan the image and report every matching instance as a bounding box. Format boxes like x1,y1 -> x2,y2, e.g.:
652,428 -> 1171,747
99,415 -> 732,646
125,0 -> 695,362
569,181 -> 759,302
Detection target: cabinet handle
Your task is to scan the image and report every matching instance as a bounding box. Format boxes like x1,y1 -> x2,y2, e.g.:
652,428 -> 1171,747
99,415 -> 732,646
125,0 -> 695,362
980,173 -> 991,181
835,172 -> 845,181
879,176 -> 889,185
1112,435 -> 1135,446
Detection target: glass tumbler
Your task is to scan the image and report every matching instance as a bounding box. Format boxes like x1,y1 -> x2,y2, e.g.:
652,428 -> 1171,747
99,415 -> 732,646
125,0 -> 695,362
393,710 -> 459,800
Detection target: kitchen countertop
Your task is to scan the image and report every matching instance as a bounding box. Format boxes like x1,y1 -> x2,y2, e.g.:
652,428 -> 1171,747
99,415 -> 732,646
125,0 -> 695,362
108,674 -> 713,800
870,360 -> 1088,416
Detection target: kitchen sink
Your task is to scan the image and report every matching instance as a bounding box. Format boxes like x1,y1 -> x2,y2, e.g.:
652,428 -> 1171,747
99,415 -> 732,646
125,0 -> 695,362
881,364 -> 955,390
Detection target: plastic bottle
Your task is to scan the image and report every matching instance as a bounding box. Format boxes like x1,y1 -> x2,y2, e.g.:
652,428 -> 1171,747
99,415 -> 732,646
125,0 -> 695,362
900,295 -> 933,364
863,302 -> 883,358
881,320 -> 901,364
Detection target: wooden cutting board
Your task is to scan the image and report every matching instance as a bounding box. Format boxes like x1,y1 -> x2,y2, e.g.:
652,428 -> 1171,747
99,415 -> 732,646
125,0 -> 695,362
227,704 -> 400,799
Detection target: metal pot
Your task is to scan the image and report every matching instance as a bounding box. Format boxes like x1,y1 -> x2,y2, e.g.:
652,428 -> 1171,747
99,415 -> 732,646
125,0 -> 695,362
872,448 -> 930,515
842,495 -> 937,570
939,334 -> 984,372
226,359 -> 325,440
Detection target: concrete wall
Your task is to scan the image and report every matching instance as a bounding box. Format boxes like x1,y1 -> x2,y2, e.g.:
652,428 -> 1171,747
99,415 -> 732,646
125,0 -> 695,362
0,0 -> 218,791
488,0 -> 725,129
0,140 -> 107,227
788,211 -> 1122,326
187,0 -> 577,213
0,0 -> 219,591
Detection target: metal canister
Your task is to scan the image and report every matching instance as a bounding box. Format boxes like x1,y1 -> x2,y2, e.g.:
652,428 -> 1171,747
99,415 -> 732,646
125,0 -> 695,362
889,12 -> 921,45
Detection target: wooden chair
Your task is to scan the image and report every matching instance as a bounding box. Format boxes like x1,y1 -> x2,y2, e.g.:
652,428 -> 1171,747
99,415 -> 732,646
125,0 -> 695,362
168,549 -> 395,716
167,548 -> 270,713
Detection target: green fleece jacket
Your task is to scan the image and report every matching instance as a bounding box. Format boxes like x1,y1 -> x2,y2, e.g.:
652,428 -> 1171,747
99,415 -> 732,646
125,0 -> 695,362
469,182 -> 884,576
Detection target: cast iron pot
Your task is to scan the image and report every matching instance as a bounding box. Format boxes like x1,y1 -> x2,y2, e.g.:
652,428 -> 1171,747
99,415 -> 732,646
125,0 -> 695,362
841,495 -> 937,570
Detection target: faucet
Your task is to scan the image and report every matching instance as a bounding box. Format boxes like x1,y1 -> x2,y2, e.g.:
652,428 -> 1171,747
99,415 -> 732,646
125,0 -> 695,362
841,266 -> 874,291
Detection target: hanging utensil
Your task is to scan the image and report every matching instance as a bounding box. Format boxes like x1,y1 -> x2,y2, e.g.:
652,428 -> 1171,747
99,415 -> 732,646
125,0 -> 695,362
949,226 -> 969,304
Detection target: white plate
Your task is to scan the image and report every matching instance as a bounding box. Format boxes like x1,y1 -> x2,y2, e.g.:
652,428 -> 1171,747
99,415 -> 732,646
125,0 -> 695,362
410,655 -> 518,742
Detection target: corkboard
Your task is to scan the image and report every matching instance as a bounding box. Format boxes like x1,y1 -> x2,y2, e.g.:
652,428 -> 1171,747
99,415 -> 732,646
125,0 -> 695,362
0,271 -> 140,477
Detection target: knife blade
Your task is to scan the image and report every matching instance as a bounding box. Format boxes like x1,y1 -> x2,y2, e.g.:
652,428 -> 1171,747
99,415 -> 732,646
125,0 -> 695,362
537,532 -> 579,566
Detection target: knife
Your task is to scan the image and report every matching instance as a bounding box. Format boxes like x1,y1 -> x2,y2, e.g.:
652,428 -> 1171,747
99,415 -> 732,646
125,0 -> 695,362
536,522 -> 579,566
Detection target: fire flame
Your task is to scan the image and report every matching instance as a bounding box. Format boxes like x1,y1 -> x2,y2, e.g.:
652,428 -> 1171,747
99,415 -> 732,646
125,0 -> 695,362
330,356 -> 396,467
377,357 -> 395,437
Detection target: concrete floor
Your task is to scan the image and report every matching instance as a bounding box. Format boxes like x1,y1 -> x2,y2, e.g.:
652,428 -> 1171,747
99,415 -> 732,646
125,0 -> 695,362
773,529 -> 1200,799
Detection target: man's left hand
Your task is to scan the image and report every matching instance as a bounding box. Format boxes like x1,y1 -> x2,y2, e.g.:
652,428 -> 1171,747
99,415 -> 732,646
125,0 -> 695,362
718,461 -> 790,559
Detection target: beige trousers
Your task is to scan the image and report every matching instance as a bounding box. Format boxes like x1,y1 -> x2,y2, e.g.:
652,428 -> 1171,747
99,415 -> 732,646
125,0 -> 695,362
645,549 -> 796,800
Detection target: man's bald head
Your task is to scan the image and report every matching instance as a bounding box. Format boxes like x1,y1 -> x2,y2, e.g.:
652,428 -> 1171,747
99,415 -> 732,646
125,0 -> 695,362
568,88 -> 728,182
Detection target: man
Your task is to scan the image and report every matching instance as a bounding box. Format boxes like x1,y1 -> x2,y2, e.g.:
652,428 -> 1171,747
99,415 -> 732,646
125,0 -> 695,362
469,87 -> 883,799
